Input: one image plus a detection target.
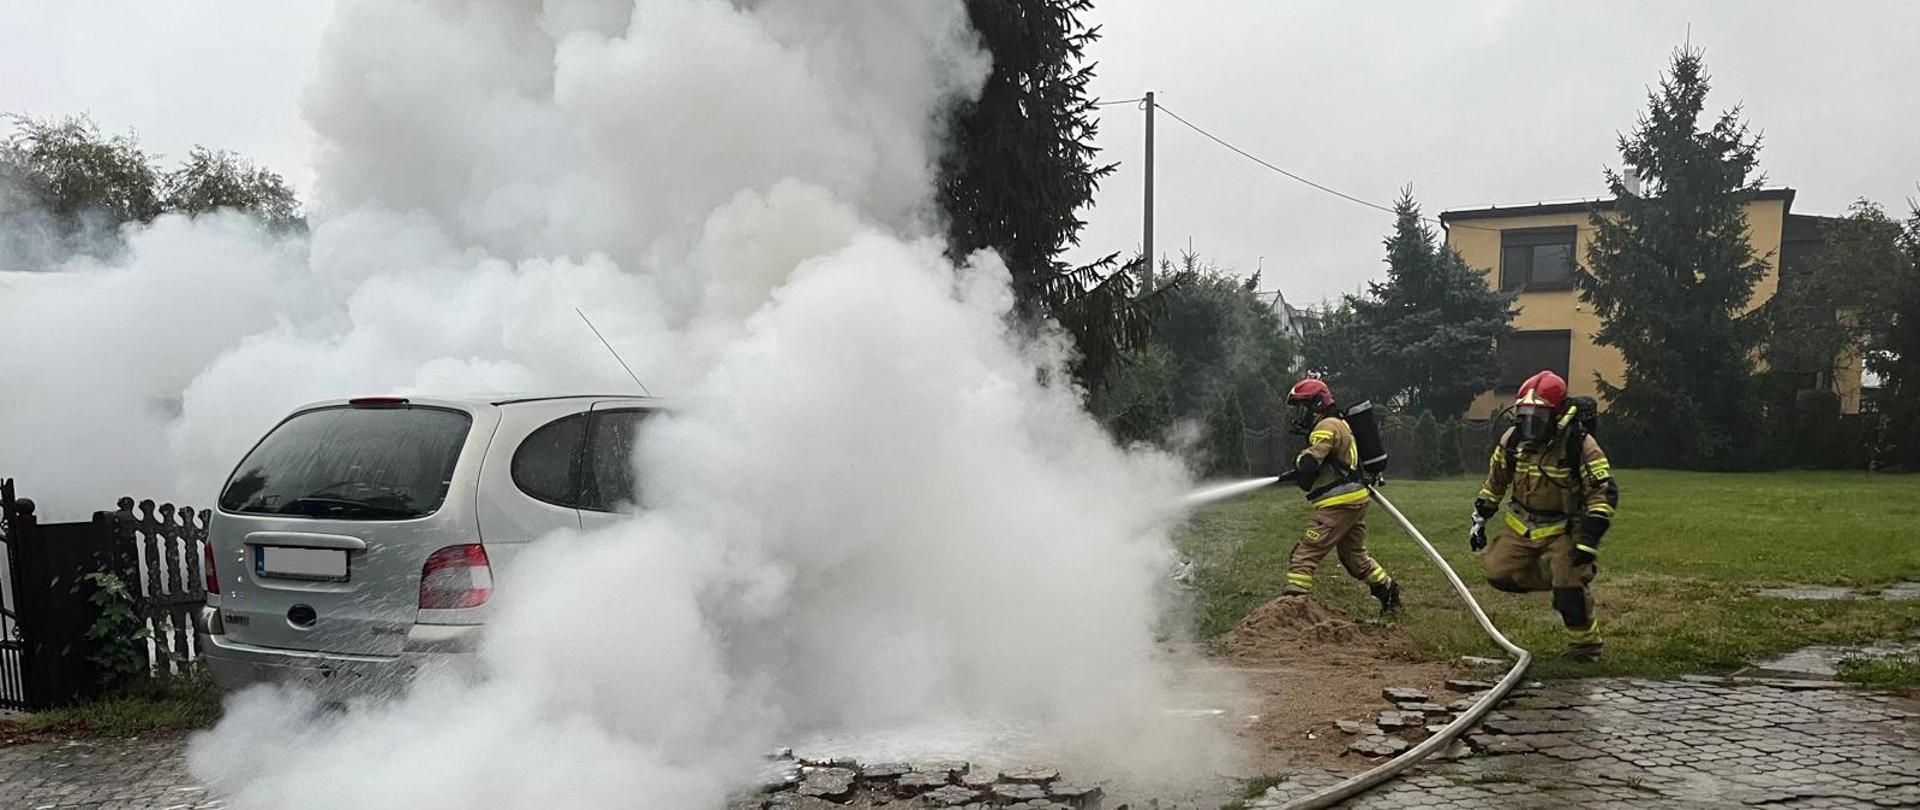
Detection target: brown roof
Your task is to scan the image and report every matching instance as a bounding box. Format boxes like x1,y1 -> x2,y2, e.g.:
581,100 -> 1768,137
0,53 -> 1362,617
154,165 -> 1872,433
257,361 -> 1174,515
1439,188 -> 1796,223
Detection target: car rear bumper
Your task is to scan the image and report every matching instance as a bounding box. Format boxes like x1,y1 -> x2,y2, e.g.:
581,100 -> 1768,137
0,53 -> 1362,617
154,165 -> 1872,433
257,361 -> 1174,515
197,608 -> 482,698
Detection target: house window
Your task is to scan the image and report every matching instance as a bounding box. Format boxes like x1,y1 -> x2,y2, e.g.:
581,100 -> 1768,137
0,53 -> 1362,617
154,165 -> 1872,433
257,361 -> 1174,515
1500,227 -> 1577,291
1497,330 -> 1573,392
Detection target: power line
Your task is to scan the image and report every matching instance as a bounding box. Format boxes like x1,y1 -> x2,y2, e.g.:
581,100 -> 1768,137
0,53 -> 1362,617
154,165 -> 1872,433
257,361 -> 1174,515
1151,101 -> 1536,234
1092,97 -> 1145,107
1155,103 -> 1401,217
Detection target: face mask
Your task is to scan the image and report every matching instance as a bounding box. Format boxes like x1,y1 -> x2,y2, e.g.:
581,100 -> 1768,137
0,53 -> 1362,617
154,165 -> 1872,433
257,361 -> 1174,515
1289,403 -> 1318,435
1514,404 -> 1553,443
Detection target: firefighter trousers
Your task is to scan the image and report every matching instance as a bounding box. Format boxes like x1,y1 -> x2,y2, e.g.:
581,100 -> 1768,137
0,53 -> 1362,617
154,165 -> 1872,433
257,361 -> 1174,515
1283,503 -> 1391,594
1482,528 -> 1600,644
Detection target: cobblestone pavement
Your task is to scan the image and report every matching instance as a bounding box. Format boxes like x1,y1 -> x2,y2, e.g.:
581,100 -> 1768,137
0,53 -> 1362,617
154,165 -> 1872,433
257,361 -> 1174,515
1253,678 -> 1920,809
5,679 -> 1918,809
0,735 -> 220,810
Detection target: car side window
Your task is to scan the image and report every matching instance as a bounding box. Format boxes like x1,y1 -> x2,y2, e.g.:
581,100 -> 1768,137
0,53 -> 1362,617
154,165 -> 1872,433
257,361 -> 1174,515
582,409 -> 650,512
512,413 -> 589,508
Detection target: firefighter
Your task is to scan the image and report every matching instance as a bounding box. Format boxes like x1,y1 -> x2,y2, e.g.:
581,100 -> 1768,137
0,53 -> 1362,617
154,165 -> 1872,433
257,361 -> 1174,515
1279,378 -> 1401,616
1469,370 -> 1619,662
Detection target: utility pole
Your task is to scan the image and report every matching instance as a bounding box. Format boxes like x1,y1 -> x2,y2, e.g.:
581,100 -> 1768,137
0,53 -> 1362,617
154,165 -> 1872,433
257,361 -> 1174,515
1142,90 -> 1156,292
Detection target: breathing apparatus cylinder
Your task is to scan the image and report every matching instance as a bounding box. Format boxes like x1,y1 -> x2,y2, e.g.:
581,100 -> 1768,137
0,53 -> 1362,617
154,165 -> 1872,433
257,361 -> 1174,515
1343,400 -> 1389,480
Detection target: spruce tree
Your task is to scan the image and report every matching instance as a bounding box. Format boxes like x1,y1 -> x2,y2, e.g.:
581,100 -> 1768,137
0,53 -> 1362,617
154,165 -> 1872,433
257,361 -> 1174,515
1870,206 -> 1920,468
1303,191 -> 1514,418
939,0 -> 1153,390
1581,48 -> 1767,468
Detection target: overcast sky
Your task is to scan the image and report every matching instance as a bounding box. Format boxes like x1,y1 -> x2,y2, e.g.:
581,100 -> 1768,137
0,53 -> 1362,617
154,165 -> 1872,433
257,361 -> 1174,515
4,1 -> 1917,303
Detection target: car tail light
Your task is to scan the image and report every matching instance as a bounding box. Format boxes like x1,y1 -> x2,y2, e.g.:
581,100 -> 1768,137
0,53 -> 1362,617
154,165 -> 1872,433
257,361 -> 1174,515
420,544 -> 493,609
203,542 -> 221,594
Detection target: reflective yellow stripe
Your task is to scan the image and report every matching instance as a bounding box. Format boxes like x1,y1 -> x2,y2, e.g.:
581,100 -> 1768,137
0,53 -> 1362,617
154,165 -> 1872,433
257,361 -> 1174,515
1477,488 -> 1497,502
1566,619 -> 1601,638
1309,430 -> 1335,442
1588,504 -> 1614,518
1311,487 -> 1372,508
1504,510 -> 1567,538
1286,572 -> 1315,589
1515,462 -> 1572,479
1491,445 -> 1507,463
1304,528 -> 1323,541
1366,565 -> 1390,584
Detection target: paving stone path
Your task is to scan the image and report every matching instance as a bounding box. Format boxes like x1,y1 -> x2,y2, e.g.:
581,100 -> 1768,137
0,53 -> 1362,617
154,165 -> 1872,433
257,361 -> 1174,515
0,735 -> 221,810
1251,678 -> 1920,809
5,678 -> 1917,809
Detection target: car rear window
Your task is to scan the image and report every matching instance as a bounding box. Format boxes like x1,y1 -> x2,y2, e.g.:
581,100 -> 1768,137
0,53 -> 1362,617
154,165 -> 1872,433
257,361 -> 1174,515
219,405 -> 472,520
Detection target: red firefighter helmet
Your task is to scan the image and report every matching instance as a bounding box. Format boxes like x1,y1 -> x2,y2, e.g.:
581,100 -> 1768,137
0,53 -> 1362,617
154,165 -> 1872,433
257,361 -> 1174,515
1516,370 -> 1568,410
1287,378 -> 1335,411
1286,378 -> 1336,435
1513,370 -> 1568,443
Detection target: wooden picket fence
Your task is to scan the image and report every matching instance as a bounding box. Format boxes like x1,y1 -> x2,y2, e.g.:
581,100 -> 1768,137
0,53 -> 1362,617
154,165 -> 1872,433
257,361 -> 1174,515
107,498 -> 210,674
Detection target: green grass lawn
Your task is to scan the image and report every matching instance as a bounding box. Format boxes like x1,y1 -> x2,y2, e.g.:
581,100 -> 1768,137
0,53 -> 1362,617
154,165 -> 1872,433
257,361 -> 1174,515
1175,470 -> 1920,680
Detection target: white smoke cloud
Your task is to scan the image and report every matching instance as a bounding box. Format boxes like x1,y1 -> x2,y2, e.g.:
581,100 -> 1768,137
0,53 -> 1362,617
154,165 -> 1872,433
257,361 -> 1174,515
2,0 -> 1242,805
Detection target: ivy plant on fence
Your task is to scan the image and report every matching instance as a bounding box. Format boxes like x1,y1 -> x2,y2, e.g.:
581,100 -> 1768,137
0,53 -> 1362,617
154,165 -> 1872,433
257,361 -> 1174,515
83,571 -> 151,690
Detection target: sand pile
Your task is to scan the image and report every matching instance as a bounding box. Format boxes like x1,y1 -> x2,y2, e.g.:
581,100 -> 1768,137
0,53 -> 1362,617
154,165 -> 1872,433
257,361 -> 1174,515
1221,595 -> 1419,661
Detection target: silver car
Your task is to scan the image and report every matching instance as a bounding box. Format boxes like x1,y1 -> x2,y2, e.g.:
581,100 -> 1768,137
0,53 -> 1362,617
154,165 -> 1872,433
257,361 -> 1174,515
196,394 -> 656,695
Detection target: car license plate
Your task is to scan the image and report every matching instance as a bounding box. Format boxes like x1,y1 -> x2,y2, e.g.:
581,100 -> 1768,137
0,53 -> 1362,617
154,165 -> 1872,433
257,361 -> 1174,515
256,546 -> 349,581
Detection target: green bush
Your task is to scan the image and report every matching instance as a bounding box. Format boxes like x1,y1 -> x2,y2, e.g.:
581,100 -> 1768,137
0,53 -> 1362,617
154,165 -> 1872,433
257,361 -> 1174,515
1412,412 -> 1444,479
82,572 -> 149,692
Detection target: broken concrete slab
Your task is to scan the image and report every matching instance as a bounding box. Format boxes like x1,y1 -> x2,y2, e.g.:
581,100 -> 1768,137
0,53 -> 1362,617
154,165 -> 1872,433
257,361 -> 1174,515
959,770 -> 999,789
1376,710 -> 1422,729
912,760 -> 970,777
861,762 -> 910,780
1384,686 -> 1431,702
796,768 -> 855,801
894,771 -> 951,796
1347,735 -> 1411,757
999,766 -> 1060,784
922,784 -> 981,806
1047,783 -> 1104,807
1459,655 -> 1509,669
1446,679 -> 1497,693
991,782 -> 1050,802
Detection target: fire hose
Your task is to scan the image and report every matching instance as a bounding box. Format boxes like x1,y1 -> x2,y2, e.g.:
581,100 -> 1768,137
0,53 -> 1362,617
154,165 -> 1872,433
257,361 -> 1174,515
1178,481 -> 1532,808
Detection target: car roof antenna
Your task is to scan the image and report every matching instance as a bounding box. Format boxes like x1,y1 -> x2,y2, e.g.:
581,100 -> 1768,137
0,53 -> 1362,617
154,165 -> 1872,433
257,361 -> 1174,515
575,307 -> 653,397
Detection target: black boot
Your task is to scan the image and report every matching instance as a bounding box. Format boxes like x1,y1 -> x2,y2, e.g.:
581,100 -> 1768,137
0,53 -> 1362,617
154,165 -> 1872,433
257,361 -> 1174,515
1370,579 -> 1402,617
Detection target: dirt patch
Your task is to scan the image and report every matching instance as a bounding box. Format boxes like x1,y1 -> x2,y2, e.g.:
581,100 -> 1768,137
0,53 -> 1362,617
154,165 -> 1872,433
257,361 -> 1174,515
1223,595 -> 1406,655
1216,594 -> 1467,774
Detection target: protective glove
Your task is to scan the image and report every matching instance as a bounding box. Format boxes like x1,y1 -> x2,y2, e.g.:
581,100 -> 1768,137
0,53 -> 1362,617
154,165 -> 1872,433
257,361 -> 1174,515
1571,514 -> 1609,568
1468,498 -> 1497,552
1570,542 -> 1599,568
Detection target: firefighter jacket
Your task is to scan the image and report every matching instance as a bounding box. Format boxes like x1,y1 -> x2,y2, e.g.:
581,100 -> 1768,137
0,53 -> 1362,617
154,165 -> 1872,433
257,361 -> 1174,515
1299,416 -> 1370,508
1478,425 -> 1617,540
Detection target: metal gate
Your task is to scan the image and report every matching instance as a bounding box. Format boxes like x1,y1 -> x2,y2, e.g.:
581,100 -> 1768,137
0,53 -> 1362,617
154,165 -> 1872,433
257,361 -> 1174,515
2,478 -> 31,710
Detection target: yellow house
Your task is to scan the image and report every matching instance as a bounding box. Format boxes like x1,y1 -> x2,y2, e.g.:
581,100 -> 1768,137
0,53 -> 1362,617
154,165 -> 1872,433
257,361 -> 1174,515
1440,188 -> 1863,418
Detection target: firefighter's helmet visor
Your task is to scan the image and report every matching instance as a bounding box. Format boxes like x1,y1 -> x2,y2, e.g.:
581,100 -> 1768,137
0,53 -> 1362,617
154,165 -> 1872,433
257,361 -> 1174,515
1514,404 -> 1553,442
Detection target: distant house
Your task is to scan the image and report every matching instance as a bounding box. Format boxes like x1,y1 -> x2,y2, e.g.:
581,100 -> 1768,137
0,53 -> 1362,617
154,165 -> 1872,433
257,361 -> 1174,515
1258,289 -> 1319,340
1439,187 -> 1863,418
